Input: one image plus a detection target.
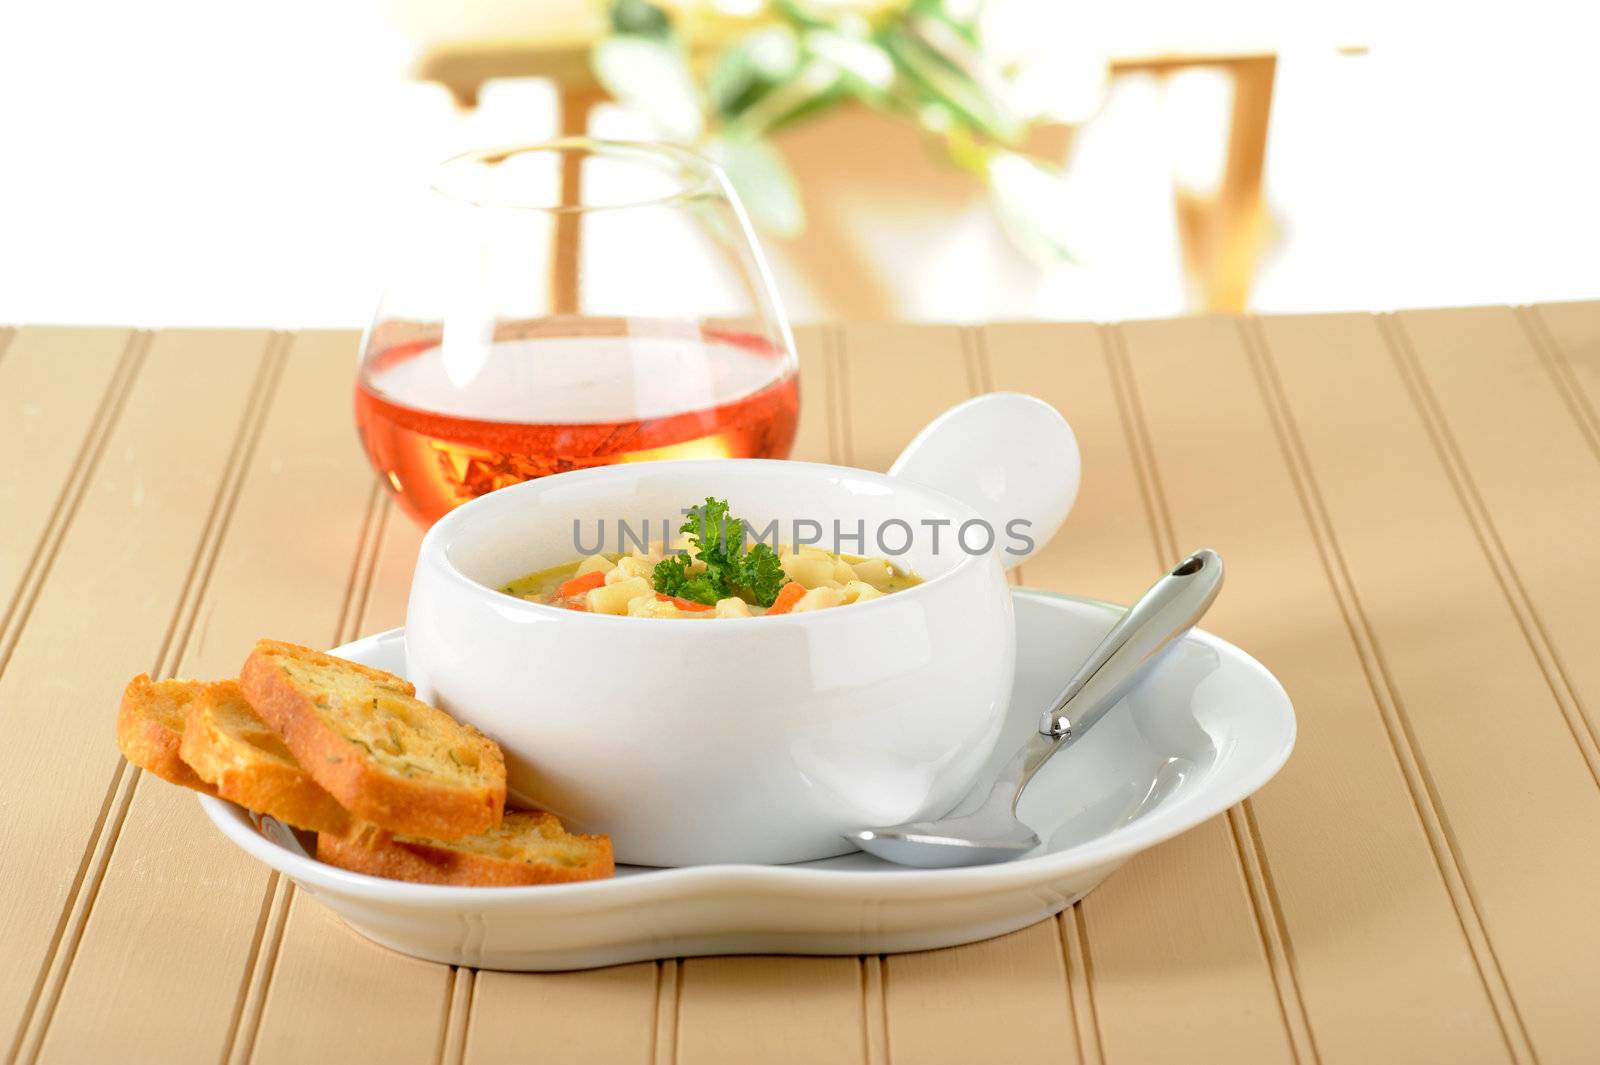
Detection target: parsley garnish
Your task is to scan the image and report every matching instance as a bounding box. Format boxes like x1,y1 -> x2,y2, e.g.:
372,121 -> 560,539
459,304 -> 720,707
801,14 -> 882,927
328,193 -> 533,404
733,541 -> 786,605
651,554 -> 724,606
652,498 -> 789,607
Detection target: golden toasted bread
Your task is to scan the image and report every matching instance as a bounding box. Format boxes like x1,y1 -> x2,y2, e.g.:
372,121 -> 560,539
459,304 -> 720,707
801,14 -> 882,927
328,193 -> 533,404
116,674 -> 217,795
317,811 -> 614,886
240,640 -> 505,840
179,680 -> 352,835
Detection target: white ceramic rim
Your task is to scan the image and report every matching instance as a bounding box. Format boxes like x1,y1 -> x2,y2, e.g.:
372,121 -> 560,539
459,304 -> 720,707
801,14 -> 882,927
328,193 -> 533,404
419,459 -> 996,629
198,590 -> 1296,907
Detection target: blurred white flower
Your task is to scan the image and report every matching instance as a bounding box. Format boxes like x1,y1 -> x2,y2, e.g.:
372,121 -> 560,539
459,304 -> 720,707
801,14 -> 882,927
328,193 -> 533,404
986,150 -> 1079,261
745,26 -> 800,74
660,0 -> 906,14
980,0 -> 1107,125
791,0 -> 910,14
704,135 -> 805,236
658,0 -> 770,16
804,30 -> 895,90
592,35 -> 704,142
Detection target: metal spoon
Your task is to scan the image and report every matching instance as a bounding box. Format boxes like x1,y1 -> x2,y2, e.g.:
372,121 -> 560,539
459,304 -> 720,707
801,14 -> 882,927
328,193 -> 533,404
848,549 -> 1225,868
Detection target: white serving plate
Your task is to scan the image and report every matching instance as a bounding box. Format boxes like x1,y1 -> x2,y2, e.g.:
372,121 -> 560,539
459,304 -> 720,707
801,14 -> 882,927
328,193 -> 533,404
200,589 -> 1294,971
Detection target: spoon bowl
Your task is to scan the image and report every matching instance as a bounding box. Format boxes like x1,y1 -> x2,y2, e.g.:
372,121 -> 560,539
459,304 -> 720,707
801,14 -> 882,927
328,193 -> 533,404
853,818 -> 1041,868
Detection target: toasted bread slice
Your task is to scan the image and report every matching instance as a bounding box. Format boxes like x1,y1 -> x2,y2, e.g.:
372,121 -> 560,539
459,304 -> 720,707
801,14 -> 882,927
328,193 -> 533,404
317,811 -> 614,886
116,674 -> 217,795
240,640 -> 505,840
179,680 -> 352,835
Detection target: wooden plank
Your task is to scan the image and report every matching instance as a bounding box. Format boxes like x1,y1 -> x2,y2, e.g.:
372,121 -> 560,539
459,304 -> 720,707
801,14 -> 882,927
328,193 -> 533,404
835,323 -> 1078,1065
0,327 -> 131,663
465,965 -> 658,1065
1056,910 -> 1099,1065
983,322 -> 1293,1064
251,895 -> 452,1065
1253,308 -> 1600,1063
981,323 -> 1164,603
1529,300 -> 1600,446
0,329 -> 274,1061
361,503 -> 426,634
883,924 -> 1072,1065
29,331 -> 444,1065
1398,307 -> 1600,771
834,322 -> 973,471
1079,820 -> 1292,1063
676,958 -> 864,1065
1119,315 -> 1515,1064
838,322 -> 971,476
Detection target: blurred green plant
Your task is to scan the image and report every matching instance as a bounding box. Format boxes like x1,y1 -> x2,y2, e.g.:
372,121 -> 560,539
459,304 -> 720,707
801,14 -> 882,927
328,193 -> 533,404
590,0 -> 1102,260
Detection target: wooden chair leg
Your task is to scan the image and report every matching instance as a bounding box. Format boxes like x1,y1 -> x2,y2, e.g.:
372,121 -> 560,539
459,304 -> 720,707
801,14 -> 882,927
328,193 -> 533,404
550,87 -> 601,315
446,81 -> 480,111
1117,53 -> 1277,312
1209,55 -> 1276,313
1179,55 -> 1275,313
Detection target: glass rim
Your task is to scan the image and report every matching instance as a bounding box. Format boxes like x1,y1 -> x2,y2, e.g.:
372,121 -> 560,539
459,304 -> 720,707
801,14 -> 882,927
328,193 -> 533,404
430,138 -> 725,214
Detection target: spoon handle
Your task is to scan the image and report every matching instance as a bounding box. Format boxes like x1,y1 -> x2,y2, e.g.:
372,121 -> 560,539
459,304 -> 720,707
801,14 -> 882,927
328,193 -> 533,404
998,549 -> 1225,806
1042,549 -> 1224,734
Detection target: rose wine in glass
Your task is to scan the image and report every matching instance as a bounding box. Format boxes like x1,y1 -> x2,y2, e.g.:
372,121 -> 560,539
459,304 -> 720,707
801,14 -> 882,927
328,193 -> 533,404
356,141 -> 801,525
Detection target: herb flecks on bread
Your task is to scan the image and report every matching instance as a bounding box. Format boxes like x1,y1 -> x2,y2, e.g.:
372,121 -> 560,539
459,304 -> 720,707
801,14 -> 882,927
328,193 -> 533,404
317,810 -> 614,886
116,675 -> 218,796
240,640 -> 506,840
179,680 -> 352,835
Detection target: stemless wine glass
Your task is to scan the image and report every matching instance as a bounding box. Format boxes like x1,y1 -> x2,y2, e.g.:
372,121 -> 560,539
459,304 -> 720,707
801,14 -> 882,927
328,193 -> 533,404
355,139 -> 801,526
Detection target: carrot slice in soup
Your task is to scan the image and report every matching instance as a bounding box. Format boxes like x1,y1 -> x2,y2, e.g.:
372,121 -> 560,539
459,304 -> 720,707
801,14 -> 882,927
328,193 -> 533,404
555,570 -> 607,598
765,582 -> 806,615
657,593 -> 713,612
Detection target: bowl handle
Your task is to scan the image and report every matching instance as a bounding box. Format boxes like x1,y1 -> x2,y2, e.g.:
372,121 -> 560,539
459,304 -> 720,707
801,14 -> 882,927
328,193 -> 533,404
888,393 -> 1079,570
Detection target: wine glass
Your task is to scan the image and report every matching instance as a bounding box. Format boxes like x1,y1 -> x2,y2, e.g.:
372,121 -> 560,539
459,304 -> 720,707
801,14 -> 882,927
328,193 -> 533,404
355,139 -> 801,526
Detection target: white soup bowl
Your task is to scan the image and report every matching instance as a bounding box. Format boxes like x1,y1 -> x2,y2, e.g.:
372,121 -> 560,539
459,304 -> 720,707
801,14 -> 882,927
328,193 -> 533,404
406,394 -> 1079,865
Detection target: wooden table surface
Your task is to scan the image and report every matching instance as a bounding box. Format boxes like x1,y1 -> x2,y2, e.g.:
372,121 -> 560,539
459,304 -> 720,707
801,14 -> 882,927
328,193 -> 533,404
4,305 -> 1600,1065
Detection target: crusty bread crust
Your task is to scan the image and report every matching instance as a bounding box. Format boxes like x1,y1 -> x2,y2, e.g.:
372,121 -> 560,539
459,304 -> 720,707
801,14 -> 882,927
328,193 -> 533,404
240,640 -> 505,840
316,811 -> 614,886
116,674 -> 217,795
180,680 -> 352,835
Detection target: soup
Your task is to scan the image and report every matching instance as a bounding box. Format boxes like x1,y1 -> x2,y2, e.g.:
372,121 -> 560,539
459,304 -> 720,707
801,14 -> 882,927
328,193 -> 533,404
502,498 -> 920,618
